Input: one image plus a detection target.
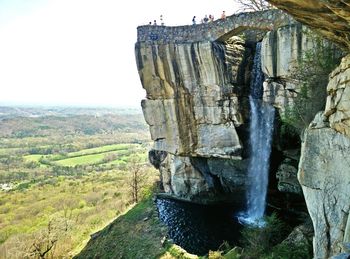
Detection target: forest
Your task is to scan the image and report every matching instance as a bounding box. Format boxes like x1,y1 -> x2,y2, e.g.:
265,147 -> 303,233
0,106 -> 158,258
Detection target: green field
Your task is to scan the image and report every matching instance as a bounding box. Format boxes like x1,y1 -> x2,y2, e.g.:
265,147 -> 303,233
0,109 -> 157,258
23,154 -> 43,162
54,150 -> 124,166
22,143 -> 145,168
67,144 -> 135,156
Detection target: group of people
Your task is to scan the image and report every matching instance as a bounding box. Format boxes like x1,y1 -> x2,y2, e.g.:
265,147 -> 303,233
148,11 -> 227,27
149,15 -> 165,26
192,11 -> 226,25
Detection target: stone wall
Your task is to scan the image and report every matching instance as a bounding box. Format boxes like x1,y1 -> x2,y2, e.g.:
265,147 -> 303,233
137,9 -> 294,44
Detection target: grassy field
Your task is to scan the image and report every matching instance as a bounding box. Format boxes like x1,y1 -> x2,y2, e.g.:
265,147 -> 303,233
22,143 -> 146,168
0,167 -> 159,258
23,154 -> 43,162
56,150 -> 122,166
0,109 -> 158,258
74,193 -> 169,259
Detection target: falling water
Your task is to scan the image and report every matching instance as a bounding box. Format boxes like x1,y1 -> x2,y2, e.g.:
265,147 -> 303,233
238,42 -> 275,226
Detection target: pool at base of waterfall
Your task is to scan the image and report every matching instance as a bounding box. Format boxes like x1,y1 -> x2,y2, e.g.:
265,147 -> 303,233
156,197 -> 243,255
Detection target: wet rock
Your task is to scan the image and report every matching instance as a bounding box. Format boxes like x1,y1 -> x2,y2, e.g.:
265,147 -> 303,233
148,149 -> 167,169
276,158 -> 302,195
282,218 -> 313,247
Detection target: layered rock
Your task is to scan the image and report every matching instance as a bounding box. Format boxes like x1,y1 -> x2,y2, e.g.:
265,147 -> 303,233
262,1 -> 350,257
325,55 -> 350,137
136,37 -> 252,201
261,24 -> 337,113
299,109 -> 350,258
267,0 -> 350,50
289,54 -> 350,258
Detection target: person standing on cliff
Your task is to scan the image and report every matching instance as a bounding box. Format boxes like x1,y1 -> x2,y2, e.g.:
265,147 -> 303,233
192,16 -> 196,25
203,15 -> 209,23
221,11 -> 226,19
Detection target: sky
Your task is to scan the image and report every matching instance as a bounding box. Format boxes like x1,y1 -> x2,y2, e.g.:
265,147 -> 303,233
0,0 -> 239,108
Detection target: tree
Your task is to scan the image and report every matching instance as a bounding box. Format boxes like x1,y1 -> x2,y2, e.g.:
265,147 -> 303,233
282,31 -> 343,136
30,220 -> 59,258
234,0 -> 273,12
127,155 -> 148,203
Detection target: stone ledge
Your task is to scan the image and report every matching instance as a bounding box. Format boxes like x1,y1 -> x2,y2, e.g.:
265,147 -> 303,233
137,9 -> 295,44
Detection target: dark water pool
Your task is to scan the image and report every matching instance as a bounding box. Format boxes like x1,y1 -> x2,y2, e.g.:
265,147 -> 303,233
156,197 -> 243,255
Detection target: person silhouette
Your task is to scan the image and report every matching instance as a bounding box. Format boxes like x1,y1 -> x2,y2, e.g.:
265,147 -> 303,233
203,15 -> 209,23
192,16 -> 196,25
221,11 -> 226,19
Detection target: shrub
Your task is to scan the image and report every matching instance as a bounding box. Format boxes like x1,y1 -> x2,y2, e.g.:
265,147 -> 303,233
282,31 -> 343,136
240,213 -> 288,257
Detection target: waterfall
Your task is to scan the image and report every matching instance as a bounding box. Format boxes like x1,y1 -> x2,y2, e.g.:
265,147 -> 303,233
238,42 -> 275,226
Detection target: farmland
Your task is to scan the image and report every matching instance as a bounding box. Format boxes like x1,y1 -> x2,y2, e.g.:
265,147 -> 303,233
0,106 -> 158,258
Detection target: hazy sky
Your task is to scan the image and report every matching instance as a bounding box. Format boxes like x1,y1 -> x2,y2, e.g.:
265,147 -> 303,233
0,0 -> 239,108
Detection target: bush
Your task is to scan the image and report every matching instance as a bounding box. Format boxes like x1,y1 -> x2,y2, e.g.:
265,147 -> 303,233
282,31 -> 343,136
240,213 -> 288,257
265,242 -> 311,259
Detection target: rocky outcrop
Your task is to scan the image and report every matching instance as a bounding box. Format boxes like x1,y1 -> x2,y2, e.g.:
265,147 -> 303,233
261,24 -> 340,113
136,12 -> 313,206
267,0 -> 350,50
261,23 -> 307,111
135,36 -> 254,200
295,55 -> 350,258
262,1 -> 350,257
299,110 -> 350,258
325,55 -> 350,137
276,158 -> 302,195
137,39 -> 248,159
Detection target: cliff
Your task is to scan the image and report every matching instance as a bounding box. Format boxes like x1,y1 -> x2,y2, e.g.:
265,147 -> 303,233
135,5 -> 350,259
267,0 -> 350,50
135,10 -> 297,204
266,1 -> 350,258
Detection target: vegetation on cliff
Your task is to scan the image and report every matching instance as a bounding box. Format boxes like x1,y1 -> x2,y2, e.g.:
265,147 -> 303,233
281,32 -> 343,137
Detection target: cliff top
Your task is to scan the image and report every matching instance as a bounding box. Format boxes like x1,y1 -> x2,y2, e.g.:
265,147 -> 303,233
137,9 -> 295,44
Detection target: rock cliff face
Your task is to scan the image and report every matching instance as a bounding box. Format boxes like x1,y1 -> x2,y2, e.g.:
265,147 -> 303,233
135,6 -> 349,258
265,1 -> 350,258
135,11 -> 303,204
267,0 -> 350,50
298,56 -> 350,258
261,23 -> 314,111
135,37 -> 252,202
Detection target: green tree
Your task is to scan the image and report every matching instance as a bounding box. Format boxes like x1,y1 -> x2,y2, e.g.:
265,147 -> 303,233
282,32 -> 343,136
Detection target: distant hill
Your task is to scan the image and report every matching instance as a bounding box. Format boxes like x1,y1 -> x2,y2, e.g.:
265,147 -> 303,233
0,106 -> 147,138
0,105 -> 142,120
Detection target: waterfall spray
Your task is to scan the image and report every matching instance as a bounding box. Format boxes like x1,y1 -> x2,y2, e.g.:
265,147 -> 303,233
238,42 -> 275,226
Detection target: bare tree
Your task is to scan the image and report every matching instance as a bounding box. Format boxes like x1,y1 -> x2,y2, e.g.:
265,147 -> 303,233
31,220 -> 58,258
127,155 -> 148,203
234,0 -> 273,12
30,218 -> 71,258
